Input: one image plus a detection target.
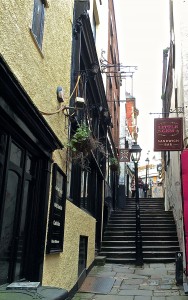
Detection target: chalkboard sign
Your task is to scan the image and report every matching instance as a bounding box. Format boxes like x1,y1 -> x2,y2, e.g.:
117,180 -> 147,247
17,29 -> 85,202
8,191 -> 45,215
46,164 -> 66,254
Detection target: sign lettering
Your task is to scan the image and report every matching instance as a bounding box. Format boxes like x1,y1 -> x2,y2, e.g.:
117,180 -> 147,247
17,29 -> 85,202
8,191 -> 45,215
154,118 -> 183,151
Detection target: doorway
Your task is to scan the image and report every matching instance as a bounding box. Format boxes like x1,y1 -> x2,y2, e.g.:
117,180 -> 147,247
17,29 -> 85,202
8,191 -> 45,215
0,132 -> 46,284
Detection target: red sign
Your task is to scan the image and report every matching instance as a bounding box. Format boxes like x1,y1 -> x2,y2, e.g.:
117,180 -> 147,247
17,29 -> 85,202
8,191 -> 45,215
154,118 -> 183,151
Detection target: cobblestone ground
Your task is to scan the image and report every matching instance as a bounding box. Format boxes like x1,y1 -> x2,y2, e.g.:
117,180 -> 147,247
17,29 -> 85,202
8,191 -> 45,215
71,263 -> 188,300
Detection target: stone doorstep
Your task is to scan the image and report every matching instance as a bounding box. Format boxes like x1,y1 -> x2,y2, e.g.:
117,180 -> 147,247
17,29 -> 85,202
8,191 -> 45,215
94,256 -> 106,266
0,285 -> 68,300
183,281 -> 188,294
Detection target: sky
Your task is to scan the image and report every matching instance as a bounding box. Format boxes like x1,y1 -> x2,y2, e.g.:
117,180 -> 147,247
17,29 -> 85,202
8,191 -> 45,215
114,0 -> 170,165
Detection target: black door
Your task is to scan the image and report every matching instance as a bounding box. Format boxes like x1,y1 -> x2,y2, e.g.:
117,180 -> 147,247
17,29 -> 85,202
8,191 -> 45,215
0,132 -> 44,284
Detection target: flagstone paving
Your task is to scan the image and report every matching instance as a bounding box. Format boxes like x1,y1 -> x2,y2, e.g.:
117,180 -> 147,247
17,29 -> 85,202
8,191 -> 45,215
71,263 -> 188,299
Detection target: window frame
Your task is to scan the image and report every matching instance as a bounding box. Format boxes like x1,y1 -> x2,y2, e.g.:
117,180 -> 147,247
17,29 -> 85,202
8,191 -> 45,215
31,0 -> 45,50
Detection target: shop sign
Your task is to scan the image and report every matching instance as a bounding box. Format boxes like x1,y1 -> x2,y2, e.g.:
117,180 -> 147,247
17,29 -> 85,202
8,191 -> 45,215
154,118 -> 183,151
119,149 -> 130,162
46,164 -> 66,254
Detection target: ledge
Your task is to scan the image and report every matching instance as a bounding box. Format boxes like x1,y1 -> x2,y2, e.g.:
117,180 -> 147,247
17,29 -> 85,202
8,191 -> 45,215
0,285 -> 68,300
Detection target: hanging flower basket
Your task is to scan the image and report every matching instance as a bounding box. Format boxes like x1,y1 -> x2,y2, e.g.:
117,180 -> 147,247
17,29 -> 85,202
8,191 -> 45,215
68,124 -> 98,155
68,125 -> 105,171
72,136 -> 94,154
109,157 -> 119,172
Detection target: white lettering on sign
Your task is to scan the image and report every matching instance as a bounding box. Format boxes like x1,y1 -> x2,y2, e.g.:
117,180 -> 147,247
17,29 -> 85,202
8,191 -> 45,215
53,220 -> 60,226
51,239 -> 60,244
54,203 -> 62,210
55,185 -> 63,195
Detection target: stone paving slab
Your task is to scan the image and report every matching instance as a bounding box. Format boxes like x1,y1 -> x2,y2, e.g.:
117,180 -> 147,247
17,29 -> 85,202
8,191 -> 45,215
118,289 -> 153,296
134,297 -> 152,300
71,263 -> 188,300
166,297 -> 188,300
94,295 -> 134,300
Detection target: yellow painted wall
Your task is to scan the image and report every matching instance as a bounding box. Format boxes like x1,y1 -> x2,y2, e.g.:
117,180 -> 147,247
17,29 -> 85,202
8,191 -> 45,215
0,0 -> 74,164
43,201 -> 96,291
0,0 -> 96,291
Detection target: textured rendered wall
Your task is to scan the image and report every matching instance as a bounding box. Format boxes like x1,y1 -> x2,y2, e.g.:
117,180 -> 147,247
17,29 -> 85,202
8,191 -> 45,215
165,153 -> 184,251
178,0 -> 188,259
165,0 -> 188,253
179,0 -> 188,135
43,200 -> 96,291
0,0 -> 96,290
0,0 -> 73,169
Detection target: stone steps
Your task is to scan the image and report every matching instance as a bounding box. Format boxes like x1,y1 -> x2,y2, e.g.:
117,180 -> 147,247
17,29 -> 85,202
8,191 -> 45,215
99,197 -> 180,264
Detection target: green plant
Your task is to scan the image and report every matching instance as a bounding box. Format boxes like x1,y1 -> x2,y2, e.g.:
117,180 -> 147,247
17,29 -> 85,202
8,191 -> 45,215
68,124 -> 92,153
110,157 -> 118,165
68,124 -> 106,170
109,157 -> 119,171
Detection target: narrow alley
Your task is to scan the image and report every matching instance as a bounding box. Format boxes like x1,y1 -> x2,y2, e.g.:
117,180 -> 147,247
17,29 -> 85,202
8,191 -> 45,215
1,0 -> 188,299
72,262 -> 187,300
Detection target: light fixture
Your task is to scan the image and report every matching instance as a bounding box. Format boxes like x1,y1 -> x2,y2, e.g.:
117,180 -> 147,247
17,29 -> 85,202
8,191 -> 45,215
89,62 -> 100,75
75,62 -> 100,78
129,142 -> 142,163
56,86 -> 64,103
75,97 -> 85,108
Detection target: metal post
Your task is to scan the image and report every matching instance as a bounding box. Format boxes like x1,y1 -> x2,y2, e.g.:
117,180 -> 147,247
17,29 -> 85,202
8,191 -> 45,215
145,163 -> 148,198
135,161 -> 143,266
148,161 -> 150,197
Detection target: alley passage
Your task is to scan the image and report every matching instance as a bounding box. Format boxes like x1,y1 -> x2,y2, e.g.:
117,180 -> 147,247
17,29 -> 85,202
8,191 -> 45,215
74,263 -> 187,299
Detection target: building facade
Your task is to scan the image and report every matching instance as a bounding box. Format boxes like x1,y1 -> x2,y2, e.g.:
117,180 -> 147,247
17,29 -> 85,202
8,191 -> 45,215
0,0 -> 120,296
161,0 -> 188,281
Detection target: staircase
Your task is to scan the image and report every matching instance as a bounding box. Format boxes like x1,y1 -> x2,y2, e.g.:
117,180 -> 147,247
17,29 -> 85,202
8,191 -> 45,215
99,198 -> 180,264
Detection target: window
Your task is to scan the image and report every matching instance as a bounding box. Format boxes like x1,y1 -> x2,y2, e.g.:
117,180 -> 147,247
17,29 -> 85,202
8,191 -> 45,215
31,0 -> 45,49
78,236 -> 88,288
91,12 -> 96,42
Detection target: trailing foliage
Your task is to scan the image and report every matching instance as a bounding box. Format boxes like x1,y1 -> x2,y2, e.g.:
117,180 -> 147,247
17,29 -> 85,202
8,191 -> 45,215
68,124 -> 106,171
109,157 -> 119,171
68,124 -> 91,153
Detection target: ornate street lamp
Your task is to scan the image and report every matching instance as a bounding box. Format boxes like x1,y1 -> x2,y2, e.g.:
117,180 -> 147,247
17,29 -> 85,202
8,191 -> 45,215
129,142 -> 143,266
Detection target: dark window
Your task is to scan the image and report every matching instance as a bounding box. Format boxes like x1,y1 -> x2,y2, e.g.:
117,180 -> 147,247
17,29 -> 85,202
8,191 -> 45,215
32,0 -> 45,49
92,12 -> 96,42
175,88 -> 178,108
80,171 -> 88,210
78,236 -> 88,277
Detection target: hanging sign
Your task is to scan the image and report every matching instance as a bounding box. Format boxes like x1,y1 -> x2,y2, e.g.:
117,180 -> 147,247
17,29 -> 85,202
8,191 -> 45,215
154,118 -> 183,151
119,149 -> 130,162
46,164 -> 66,254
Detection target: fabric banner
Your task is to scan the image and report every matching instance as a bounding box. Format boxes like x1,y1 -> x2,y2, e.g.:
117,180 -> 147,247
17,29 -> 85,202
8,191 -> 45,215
181,149 -> 188,274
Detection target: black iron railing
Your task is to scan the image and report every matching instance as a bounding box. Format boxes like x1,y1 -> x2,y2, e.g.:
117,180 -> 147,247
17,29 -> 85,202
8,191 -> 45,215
135,161 -> 143,266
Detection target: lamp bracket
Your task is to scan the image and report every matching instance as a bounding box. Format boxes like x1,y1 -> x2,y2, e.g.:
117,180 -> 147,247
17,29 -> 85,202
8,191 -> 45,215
149,107 -> 185,115
62,106 -> 84,117
100,50 -> 137,74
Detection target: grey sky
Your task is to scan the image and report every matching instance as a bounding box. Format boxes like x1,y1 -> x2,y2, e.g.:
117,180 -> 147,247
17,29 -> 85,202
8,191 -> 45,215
114,0 -> 170,163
